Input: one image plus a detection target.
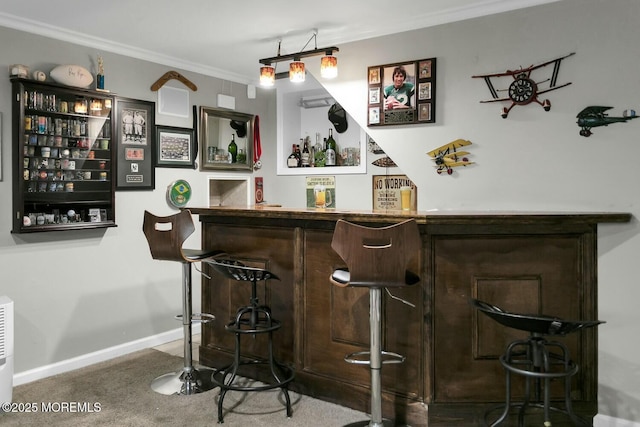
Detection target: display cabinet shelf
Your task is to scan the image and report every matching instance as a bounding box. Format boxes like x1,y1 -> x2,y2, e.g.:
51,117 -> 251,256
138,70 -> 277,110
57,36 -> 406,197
11,78 -> 117,233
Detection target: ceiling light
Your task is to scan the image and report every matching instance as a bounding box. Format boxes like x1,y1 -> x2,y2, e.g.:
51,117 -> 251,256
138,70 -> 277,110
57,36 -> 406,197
320,53 -> 338,79
259,32 -> 339,85
260,65 -> 275,86
289,59 -> 305,83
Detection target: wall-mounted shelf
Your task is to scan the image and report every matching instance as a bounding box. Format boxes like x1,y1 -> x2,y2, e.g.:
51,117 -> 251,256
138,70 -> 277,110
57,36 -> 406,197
275,76 -> 367,176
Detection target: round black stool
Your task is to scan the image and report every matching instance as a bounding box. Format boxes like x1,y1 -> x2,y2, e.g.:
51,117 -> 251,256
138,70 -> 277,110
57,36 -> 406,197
470,298 -> 604,427
206,258 -> 294,424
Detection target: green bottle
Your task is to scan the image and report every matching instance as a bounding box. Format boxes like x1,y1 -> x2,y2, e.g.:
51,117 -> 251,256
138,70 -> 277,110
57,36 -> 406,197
228,134 -> 238,163
325,129 -> 336,166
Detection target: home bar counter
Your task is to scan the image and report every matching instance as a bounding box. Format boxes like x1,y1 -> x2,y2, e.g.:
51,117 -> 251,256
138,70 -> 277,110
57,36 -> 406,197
189,206 -> 631,426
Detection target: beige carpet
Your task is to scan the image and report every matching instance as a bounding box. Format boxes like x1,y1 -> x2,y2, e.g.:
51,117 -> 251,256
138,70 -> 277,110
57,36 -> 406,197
2,348 -> 368,426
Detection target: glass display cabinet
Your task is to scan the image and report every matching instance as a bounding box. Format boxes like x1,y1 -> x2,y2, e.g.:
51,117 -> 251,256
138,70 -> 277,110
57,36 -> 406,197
11,78 -> 116,233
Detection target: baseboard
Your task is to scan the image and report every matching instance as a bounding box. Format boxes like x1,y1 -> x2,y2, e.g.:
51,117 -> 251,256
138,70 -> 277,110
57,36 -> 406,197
13,324 -> 199,386
595,414 -> 640,427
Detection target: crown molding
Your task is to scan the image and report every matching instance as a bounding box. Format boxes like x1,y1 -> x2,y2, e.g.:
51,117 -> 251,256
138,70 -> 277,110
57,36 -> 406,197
0,12 -> 252,85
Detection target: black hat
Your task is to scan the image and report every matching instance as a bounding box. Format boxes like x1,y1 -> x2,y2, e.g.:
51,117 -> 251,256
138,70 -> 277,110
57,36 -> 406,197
328,103 -> 348,134
230,120 -> 247,138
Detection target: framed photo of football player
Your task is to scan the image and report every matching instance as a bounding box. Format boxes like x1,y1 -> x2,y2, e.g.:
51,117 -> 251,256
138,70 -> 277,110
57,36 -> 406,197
367,57 -> 436,127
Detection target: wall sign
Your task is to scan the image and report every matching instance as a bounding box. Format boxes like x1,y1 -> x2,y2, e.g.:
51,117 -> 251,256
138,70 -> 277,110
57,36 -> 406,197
367,58 -> 436,127
306,176 -> 336,209
372,175 -> 417,211
167,179 -> 192,208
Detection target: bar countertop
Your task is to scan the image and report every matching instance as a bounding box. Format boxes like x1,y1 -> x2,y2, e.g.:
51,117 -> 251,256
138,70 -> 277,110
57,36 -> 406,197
188,205 -> 632,226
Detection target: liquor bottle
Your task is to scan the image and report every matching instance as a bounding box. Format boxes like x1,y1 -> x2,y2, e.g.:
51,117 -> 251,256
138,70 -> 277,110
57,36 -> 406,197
301,137 -> 310,167
228,134 -> 238,163
287,144 -> 299,167
325,129 -> 336,166
295,144 -> 302,167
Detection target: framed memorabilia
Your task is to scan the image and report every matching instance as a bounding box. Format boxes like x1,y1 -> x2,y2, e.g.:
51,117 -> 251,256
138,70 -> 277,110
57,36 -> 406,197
114,97 -> 155,190
367,57 -> 436,127
155,125 -> 196,168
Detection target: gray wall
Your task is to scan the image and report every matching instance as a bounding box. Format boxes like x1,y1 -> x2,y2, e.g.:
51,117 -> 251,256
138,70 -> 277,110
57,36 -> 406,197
1,0 -> 639,423
0,26 -> 276,372
266,0 -> 640,422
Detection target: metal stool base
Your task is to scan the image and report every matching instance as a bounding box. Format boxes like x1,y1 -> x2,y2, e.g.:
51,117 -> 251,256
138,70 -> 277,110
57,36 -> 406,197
344,419 -> 402,427
212,299 -> 294,423
151,262 -> 216,396
151,366 -> 216,395
486,336 -> 587,427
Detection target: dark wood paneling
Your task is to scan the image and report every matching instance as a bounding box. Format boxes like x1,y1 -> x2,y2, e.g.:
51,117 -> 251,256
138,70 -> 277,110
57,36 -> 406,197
193,207 -> 629,425
201,224 -> 296,363
433,235 -> 586,403
301,229 -> 423,399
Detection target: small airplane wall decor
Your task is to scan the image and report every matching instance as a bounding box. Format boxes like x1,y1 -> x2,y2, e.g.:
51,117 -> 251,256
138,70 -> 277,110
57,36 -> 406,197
427,139 -> 473,175
576,106 -> 639,137
472,52 -> 575,118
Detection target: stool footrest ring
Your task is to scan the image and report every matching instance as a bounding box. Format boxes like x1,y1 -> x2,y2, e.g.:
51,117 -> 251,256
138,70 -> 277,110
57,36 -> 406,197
212,360 -> 295,392
174,313 -> 216,323
485,402 -> 591,427
345,350 -> 406,365
225,319 -> 282,334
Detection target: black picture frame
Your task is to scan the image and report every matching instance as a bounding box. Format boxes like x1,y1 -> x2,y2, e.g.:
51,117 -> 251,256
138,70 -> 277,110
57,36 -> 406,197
155,125 -> 196,168
367,57 -> 436,127
114,97 -> 155,190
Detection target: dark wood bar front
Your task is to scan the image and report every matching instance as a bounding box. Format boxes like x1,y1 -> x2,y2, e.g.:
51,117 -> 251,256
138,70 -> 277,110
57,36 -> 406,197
190,207 -> 630,426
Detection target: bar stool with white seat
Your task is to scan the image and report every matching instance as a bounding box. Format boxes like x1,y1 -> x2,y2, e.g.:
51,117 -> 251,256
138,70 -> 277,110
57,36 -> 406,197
330,219 -> 421,427
143,209 -> 225,395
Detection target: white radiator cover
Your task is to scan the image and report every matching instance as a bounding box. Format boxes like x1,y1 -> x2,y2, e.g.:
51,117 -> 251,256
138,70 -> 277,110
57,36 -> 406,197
0,296 -> 14,405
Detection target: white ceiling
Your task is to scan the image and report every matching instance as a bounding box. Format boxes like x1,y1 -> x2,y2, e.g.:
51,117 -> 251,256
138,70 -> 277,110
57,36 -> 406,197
0,0 -> 560,85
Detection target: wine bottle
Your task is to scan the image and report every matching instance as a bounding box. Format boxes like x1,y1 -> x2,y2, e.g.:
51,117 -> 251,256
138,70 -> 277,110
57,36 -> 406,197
301,137 -> 310,167
228,134 -> 238,163
325,129 -> 336,166
287,144 -> 299,167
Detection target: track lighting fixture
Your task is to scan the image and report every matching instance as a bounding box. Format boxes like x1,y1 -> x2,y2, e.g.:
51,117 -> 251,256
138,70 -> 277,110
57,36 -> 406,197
259,32 -> 339,86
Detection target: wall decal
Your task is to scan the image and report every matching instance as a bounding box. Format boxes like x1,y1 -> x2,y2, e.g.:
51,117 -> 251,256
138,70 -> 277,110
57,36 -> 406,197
472,52 -> 574,118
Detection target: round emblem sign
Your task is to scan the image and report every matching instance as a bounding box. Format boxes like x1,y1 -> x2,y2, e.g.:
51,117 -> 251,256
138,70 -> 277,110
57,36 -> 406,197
167,179 -> 192,208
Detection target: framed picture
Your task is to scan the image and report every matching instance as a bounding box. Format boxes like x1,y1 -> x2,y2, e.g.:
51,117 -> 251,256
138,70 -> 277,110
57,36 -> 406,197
368,87 -> 380,104
418,82 -> 432,100
368,67 -> 381,84
367,57 -> 436,127
155,125 -> 196,168
418,103 -> 432,121
114,97 -> 155,190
